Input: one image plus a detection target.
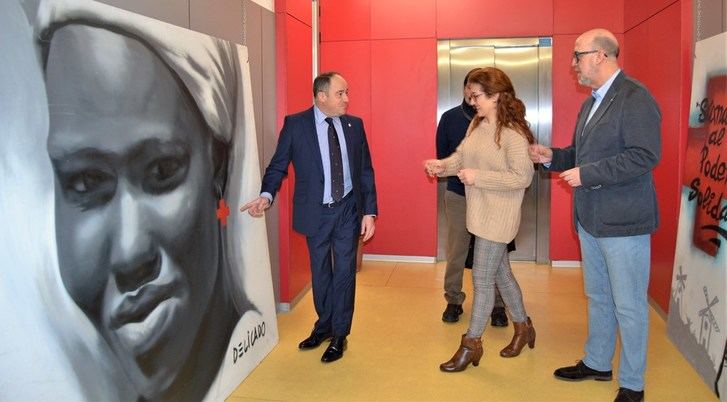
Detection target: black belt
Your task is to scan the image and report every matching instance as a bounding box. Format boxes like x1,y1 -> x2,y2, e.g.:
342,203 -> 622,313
322,191 -> 352,208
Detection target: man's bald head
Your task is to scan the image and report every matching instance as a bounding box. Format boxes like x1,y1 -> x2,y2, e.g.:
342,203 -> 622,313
572,28 -> 620,88
578,29 -> 620,59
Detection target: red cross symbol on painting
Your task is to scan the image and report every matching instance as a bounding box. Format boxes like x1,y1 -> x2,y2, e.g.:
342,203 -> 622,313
216,198 -> 230,226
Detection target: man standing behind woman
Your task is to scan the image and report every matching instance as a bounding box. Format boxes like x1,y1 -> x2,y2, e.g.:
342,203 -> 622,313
425,67 -> 535,372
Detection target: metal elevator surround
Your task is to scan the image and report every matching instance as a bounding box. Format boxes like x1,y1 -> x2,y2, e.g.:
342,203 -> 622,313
437,38 -> 552,263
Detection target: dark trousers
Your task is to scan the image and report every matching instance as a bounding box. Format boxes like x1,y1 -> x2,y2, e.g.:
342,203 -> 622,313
306,194 -> 359,337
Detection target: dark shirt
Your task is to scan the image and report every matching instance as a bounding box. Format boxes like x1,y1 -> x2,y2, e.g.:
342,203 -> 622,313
436,100 -> 475,196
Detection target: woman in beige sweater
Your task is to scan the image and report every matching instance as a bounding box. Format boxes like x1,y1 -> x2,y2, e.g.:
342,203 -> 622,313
425,67 -> 535,372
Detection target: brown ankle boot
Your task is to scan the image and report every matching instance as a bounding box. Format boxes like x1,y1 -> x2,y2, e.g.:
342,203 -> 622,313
440,334 -> 483,372
499,317 -> 535,358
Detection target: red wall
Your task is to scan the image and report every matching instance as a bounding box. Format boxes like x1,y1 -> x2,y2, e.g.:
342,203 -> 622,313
278,0 -> 689,311
436,0 -> 553,38
367,39 -> 438,255
275,0 -> 314,303
623,0 -> 692,312
321,1 -> 441,257
319,0 -> 625,260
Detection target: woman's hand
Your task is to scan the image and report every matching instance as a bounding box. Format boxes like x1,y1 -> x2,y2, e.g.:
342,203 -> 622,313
457,168 -> 477,186
423,159 -> 444,177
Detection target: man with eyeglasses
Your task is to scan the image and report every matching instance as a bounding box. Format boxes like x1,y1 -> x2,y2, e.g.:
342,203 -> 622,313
436,68 -> 512,327
529,28 -> 661,402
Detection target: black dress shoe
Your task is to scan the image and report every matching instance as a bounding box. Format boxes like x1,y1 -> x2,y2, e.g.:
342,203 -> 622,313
442,303 -> 464,323
490,306 -> 509,327
554,361 -> 613,381
614,388 -> 644,402
298,331 -> 332,350
321,336 -> 347,363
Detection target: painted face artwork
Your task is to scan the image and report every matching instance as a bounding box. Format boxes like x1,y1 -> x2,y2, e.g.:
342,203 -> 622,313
45,25 -> 222,398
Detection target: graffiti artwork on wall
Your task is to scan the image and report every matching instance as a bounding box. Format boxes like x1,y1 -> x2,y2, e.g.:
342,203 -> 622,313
667,31 -> 727,401
0,0 -> 278,400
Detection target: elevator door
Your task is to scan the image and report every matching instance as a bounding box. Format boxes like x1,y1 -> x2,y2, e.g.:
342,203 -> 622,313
437,38 -> 552,263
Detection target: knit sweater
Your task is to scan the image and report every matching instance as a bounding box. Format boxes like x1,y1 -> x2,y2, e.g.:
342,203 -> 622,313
439,120 -> 534,243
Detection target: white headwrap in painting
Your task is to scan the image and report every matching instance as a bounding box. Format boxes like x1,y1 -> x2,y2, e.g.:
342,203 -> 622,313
35,0 -> 273,324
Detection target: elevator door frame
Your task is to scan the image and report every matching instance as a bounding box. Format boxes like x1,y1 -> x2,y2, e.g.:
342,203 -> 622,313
437,37 -> 552,264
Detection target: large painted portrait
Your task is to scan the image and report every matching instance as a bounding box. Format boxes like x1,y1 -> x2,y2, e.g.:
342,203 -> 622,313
0,0 -> 278,400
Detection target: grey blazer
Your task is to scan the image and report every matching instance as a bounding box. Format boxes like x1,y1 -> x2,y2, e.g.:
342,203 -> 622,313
549,71 -> 662,237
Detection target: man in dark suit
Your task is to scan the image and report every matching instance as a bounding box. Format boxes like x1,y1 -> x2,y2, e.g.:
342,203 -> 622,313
529,29 -> 660,402
241,72 -> 377,363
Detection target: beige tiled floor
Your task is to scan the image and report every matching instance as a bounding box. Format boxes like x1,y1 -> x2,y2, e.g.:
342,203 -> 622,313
227,261 -> 717,401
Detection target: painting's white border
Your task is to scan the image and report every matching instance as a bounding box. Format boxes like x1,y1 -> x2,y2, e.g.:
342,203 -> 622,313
249,0 -> 273,12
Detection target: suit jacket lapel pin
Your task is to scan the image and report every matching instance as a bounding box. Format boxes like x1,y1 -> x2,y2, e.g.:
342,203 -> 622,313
348,123 -> 352,127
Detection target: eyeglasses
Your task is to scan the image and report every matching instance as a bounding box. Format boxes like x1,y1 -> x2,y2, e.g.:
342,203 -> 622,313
469,92 -> 486,102
572,49 -> 604,63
